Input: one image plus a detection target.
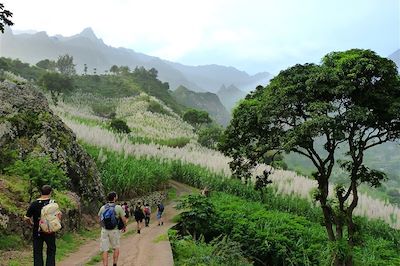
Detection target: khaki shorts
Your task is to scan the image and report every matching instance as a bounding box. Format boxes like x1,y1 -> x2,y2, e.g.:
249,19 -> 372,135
100,228 -> 120,251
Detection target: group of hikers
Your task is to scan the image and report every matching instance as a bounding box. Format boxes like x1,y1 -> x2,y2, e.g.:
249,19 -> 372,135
24,185 -> 165,266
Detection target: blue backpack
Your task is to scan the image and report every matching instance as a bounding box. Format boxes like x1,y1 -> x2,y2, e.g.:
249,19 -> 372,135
102,204 -> 118,230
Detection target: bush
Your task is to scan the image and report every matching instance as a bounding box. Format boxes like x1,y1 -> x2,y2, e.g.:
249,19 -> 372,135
5,155 -> 69,201
183,109 -> 211,126
175,193 -> 327,265
169,230 -> 251,266
109,118 -> 130,134
176,195 -> 217,240
91,102 -> 116,118
147,100 -> 170,116
176,192 -> 400,266
197,125 -> 223,149
0,233 -> 24,250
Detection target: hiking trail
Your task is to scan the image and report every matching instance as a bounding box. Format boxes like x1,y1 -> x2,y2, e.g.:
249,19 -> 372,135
59,180 -> 194,266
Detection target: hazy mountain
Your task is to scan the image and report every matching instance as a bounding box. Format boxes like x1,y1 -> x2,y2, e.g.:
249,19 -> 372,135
389,49 -> 400,70
172,86 -> 231,126
217,84 -> 247,112
167,61 -> 272,92
0,27 -> 270,93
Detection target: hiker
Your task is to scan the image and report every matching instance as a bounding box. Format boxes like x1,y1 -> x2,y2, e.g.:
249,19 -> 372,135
157,202 -> 164,226
24,185 -> 62,266
122,202 -> 130,222
143,203 -> 151,227
133,201 -> 145,234
98,192 -> 127,266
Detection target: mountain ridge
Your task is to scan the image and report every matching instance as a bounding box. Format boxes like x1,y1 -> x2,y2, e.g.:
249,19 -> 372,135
0,27 -> 271,93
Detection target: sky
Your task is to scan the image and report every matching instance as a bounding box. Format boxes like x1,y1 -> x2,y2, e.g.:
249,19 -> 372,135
2,0 -> 400,74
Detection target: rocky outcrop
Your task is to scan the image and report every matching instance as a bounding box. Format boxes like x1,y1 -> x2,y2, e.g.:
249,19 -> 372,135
0,81 -> 104,209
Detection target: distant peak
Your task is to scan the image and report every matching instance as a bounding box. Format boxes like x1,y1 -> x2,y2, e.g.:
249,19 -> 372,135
79,27 -> 98,40
218,84 -> 243,94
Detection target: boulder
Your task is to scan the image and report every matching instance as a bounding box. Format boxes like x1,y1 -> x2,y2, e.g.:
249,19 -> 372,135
0,81 -> 105,209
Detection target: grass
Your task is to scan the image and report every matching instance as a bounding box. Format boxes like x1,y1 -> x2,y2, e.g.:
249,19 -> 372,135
123,228 -> 136,237
171,214 -> 181,223
153,234 -> 169,243
0,234 -> 24,250
56,228 -> 101,262
128,136 -> 191,148
85,253 -> 102,265
167,188 -> 178,201
84,144 -> 170,199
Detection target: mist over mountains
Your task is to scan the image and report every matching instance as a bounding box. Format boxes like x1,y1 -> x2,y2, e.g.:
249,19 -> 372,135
0,27 -> 272,94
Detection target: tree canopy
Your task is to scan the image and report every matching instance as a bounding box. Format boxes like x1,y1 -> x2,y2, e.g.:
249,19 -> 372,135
183,109 -> 212,126
56,54 -> 76,76
38,72 -> 74,104
220,49 -> 400,265
36,59 -> 56,71
0,3 -> 13,33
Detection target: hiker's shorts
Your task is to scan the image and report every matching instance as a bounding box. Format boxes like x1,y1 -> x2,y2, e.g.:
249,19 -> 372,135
100,228 -> 120,251
157,211 -> 163,219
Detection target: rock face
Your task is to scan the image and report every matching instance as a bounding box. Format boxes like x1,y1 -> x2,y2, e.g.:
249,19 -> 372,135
0,81 -> 105,209
172,85 -> 231,126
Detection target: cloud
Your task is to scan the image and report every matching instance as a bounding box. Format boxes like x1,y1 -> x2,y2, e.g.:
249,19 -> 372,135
3,0 -> 399,73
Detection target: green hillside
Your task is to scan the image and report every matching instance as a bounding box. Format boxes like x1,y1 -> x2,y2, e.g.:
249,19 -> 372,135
172,85 -> 231,126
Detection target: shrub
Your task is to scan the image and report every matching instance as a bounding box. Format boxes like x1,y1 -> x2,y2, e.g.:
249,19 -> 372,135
176,195 -> 217,240
169,230 -> 251,266
183,109 -> 211,126
197,125 -> 223,149
91,102 -> 116,118
147,100 -> 170,116
176,192 -> 400,266
5,155 -> 69,201
109,118 -> 130,134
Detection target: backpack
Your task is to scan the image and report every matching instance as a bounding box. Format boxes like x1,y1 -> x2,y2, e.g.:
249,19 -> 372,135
39,200 -> 62,233
144,206 -> 151,216
134,205 -> 144,218
102,204 -> 118,230
158,203 -> 164,212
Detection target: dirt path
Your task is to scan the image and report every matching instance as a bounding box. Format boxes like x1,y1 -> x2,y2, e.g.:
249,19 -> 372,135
59,180 -> 195,266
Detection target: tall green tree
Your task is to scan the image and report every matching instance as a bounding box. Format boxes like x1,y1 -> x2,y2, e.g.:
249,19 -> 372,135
109,65 -> 119,74
36,59 -> 56,71
56,54 -> 76,76
38,72 -> 74,105
0,3 -> 13,33
183,109 -> 212,127
220,49 -> 400,265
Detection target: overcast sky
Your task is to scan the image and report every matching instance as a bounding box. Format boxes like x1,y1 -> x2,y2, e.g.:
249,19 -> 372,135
2,0 -> 399,74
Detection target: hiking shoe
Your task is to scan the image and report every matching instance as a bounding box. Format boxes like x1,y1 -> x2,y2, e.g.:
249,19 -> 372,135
161,222 -> 164,225
137,230 -> 140,234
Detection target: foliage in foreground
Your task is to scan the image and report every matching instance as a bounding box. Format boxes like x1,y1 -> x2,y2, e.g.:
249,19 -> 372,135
176,194 -> 400,266
5,155 -> 69,201
169,230 -> 251,266
84,145 -> 169,199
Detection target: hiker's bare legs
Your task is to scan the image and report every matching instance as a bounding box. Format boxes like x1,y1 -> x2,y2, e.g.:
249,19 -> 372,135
102,251 -> 108,266
113,248 -> 120,265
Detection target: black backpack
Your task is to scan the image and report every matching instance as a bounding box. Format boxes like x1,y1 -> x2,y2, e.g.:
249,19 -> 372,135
158,203 -> 164,212
134,206 -> 144,218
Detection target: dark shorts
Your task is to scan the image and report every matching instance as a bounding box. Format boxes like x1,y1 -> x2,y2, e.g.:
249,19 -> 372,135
135,218 -> 143,223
